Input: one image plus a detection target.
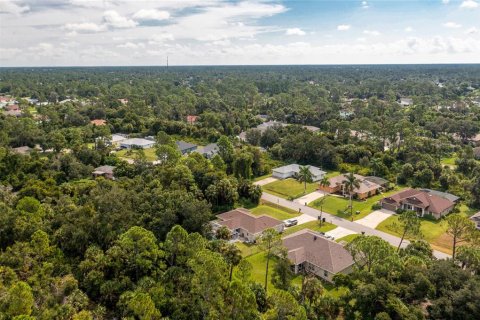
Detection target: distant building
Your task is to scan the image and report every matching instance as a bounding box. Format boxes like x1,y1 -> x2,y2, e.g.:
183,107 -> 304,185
272,164 -> 326,182
90,119 -> 107,126
92,165 -> 115,180
198,143 -> 218,159
109,134 -> 128,146
380,188 -> 457,219
11,146 -> 33,155
282,229 -> 355,283
213,208 -> 284,242
186,115 -> 199,124
399,98 -> 413,107
118,98 -> 129,105
120,138 -> 155,149
176,141 -> 197,154
470,212 -> 480,230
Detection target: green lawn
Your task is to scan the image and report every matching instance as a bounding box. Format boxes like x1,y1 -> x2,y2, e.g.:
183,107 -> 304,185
376,204 -> 477,254
235,242 -> 262,257
441,154 -> 457,167
254,173 -> 272,182
250,202 -> 300,221
263,178 -> 318,199
325,171 -> 341,178
283,220 -> 337,236
116,148 -> 158,161
336,234 -> 360,244
309,187 -> 406,221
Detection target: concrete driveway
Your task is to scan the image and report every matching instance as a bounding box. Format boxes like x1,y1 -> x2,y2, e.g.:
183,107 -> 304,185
254,177 -> 278,186
356,209 -> 395,229
325,227 -> 357,240
284,213 -> 317,225
294,190 -> 326,205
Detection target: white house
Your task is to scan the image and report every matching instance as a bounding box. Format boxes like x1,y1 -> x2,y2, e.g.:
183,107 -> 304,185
272,164 -> 326,182
120,138 -> 155,149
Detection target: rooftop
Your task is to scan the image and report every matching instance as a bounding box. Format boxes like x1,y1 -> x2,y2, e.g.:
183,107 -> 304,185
216,208 -> 283,234
273,164 -> 326,177
282,229 -> 354,274
176,140 -> 197,151
121,138 -> 154,146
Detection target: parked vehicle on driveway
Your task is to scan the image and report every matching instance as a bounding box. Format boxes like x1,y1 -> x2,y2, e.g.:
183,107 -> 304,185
285,219 -> 298,227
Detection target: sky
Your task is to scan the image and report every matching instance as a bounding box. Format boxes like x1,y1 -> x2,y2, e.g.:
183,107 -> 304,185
0,0 -> 479,66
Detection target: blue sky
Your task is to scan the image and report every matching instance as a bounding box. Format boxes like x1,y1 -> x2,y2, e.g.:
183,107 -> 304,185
0,0 -> 479,66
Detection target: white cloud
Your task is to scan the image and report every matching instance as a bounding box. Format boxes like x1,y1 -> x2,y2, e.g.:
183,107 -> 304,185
0,0 -> 29,15
285,28 -> 306,36
133,9 -> 170,21
442,0 -> 450,4
405,27 -> 414,32
64,22 -> 106,34
102,10 -> 137,29
117,42 -> 145,49
149,33 -> 175,44
460,0 -> 479,9
443,22 -> 462,28
337,24 -> 351,31
466,27 -> 478,34
361,1 -> 369,9
363,30 -> 381,36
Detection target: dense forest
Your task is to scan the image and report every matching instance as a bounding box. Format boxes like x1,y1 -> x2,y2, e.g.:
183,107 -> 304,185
0,65 -> 480,319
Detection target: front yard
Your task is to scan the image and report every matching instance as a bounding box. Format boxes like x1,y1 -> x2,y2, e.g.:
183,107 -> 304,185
309,187 -> 406,221
375,204 -> 477,254
262,178 -> 318,199
283,220 -> 337,236
250,201 -> 300,221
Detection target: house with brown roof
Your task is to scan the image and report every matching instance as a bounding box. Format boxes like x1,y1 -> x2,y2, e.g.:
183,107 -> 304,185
282,229 -> 355,283
90,119 -> 107,126
213,208 -> 284,242
318,174 -> 382,200
469,212 -> 480,230
186,115 -> 199,124
379,188 -> 456,219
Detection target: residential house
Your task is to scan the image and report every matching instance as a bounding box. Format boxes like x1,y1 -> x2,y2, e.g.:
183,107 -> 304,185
11,146 -> 33,155
379,188 -> 457,219
213,208 -> 284,242
198,143 -> 218,159
239,121 -> 317,141
272,164 -> 326,182
120,138 -> 155,149
118,98 -> 129,105
90,119 -> 107,126
3,109 -> 22,117
110,134 -> 128,146
92,165 -> 115,180
399,98 -> 413,107
319,174 -> 382,200
364,176 -> 390,188
470,212 -> 480,230
467,134 -> 480,146
176,141 -> 197,155
282,229 -> 355,283
186,115 -> 199,124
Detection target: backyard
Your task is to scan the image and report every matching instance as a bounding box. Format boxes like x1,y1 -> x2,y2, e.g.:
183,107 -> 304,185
116,148 -> 158,161
309,187 -> 406,221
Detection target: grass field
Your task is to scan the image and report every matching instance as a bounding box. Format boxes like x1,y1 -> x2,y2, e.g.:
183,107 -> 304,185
441,154 -> 458,167
336,234 -> 360,244
376,204 -> 477,254
263,178 -> 318,199
116,148 -> 158,161
309,187 -> 406,221
283,220 -> 337,236
250,201 -> 300,221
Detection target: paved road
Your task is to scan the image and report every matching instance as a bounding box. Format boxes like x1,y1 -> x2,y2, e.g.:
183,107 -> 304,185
262,192 -> 451,260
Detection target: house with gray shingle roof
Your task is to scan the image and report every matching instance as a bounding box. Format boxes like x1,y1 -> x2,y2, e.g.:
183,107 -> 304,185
282,229 -> 355,283
176,141 -> 197,155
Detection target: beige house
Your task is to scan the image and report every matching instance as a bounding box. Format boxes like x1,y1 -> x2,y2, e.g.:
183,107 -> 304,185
92,165 -> 115,180
282,229 -> 355,283
318,174 -> 382,200
214,208 -> 284,242
380,188 -> 456,219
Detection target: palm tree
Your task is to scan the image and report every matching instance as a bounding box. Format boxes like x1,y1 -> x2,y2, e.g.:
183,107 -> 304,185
317,176 -> 331,226
297,165 -> 314,194
342,173 -> 360,221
